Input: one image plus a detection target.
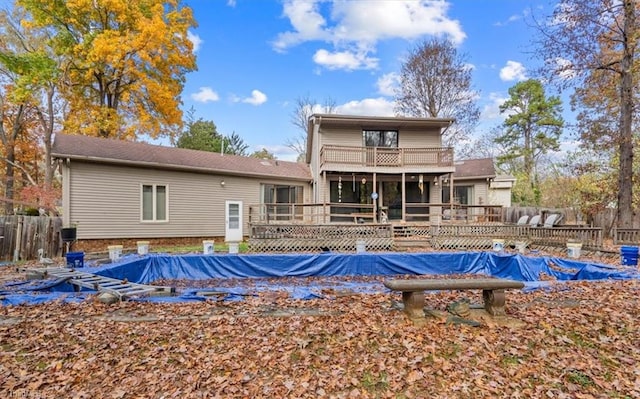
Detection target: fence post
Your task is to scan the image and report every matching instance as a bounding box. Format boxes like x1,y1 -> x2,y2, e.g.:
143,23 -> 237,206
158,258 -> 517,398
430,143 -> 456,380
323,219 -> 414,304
14,216 -> 23,262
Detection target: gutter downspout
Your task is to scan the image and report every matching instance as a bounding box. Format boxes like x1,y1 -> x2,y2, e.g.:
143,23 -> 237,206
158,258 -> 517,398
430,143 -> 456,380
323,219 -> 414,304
63,158 -> 71,227
311,116 -> 322,204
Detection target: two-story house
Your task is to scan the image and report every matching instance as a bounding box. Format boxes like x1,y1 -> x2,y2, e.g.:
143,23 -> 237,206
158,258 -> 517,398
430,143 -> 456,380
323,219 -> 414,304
306,113 -> 455,223
52,114 -> 511,244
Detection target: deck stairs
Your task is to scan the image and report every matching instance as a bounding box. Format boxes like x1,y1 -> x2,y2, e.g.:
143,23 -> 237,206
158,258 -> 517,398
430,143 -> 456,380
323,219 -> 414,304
28,267 -> 174,300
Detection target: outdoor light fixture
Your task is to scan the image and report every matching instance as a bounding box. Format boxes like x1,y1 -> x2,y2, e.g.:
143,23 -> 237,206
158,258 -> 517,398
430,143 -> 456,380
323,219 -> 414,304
433,176 -> 439,186
220,179 -> 226,187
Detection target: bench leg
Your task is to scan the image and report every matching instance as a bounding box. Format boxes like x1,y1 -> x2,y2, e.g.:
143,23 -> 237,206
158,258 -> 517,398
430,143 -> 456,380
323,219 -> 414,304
402,291 -> 425,319
483,289 -> 506,316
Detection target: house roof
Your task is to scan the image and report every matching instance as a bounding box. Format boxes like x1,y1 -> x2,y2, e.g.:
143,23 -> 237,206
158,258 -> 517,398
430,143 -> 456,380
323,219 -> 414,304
52,134 -> 312,181
453,158 -> 496,180
306,113 -> 455,163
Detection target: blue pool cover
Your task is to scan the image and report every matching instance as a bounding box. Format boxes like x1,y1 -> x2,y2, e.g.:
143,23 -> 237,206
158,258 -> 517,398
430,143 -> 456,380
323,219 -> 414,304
2,251 -> 639,305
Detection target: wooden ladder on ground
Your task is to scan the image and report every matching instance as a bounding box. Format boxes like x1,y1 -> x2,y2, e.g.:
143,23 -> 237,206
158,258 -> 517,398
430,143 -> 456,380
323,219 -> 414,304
28,267 -> 175,300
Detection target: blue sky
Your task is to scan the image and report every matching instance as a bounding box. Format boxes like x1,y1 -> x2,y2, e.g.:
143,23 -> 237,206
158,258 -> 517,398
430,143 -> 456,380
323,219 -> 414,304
176,0 -> 559,160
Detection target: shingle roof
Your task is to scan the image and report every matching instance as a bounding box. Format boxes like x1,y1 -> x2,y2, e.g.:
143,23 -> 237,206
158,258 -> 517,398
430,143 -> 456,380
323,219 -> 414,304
453,158 -> 496,179
52,134 -> 311,181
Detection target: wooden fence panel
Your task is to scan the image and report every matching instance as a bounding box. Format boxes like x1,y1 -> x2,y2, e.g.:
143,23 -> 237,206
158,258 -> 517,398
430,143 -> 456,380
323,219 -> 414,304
0,216 -> 63,261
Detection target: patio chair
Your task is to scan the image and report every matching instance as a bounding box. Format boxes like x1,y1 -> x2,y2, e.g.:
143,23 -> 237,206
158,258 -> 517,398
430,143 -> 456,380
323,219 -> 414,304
528,215 -> 541,227
516,215 -> 529,225
543,213 -> 563,228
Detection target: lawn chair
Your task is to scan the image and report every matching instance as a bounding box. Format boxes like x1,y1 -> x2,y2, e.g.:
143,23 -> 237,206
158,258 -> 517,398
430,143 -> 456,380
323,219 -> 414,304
516,215 -> 529,225
543,213 -> 563,228
528,215 -> 541,227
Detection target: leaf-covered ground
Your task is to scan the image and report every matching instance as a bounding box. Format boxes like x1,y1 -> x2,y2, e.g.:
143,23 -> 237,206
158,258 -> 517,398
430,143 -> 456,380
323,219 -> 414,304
1,270 -> 639,398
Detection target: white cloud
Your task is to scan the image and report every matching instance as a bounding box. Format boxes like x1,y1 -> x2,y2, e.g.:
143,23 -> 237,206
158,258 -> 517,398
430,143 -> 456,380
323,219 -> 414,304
549,57 -> 578,80
499,60 -> 528,82
329,0 -> 466,44
481,92 -> 509,120
187,31 -> 202,52
227,0 -> 237,6
312,49 -> 378,70
272,0 -> 329,51
376,72 -> 399,96
335,97 -> 395,116
191,87 -> 219,103
242,90 -> 268,106
273,0 -> 466,71
494,14 -> 522,27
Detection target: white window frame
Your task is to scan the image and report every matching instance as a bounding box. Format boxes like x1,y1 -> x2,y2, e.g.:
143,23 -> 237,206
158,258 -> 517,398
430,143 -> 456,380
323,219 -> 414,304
140,184 -> 169,223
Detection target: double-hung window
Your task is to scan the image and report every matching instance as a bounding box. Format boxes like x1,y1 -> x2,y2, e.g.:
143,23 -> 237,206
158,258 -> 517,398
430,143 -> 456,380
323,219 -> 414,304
141,184 -> 168,222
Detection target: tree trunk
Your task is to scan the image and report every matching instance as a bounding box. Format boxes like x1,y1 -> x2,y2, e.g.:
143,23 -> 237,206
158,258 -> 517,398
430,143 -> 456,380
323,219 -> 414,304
617,0 -> 636,228
4,145 -> 15,215
43,88 -> 55,190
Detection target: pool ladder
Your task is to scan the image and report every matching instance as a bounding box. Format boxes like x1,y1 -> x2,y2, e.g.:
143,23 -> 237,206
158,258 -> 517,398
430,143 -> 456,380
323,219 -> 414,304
28,267 -> 175,300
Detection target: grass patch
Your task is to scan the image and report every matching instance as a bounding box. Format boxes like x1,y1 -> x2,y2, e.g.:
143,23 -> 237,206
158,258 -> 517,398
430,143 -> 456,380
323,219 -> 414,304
567,331 -> 595,349
361,371 -> 389,395
152,242 -> 249,254
565,370 -> 594,388
501,354 -> 521,367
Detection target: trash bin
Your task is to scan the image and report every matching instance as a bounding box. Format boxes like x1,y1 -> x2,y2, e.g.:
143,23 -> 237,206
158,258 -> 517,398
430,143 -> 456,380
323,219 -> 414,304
66,251 -> 84,268
620,245 -> 639,266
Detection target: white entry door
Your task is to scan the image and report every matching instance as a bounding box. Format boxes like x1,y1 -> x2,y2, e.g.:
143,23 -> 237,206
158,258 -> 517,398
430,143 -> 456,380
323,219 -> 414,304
225,200 -> 243,242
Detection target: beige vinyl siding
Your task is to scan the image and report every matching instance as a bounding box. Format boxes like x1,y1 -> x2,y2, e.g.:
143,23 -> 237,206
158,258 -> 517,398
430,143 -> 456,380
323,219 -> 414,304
474,181 -> 489,205
320,128 -> 363,147
398,128 -> 442,147
68,161 -> 309,239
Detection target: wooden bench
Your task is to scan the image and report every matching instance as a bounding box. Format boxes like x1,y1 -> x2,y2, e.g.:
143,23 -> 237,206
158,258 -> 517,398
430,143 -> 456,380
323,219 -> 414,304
384,278 -> 524,320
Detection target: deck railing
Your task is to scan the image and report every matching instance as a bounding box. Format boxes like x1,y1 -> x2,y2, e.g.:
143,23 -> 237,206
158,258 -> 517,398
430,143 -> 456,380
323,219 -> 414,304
612,228 -> 640,245
248,203 -> 504,225
320,145 -> 454,168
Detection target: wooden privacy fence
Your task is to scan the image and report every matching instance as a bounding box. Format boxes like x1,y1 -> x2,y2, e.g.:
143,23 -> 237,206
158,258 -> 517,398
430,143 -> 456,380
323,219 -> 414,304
0,216 -> 64,261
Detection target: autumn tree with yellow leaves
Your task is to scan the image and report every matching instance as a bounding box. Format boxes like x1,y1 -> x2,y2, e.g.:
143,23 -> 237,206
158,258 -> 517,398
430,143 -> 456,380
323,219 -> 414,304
19,0 -> 197,140
0,0 -> 196,214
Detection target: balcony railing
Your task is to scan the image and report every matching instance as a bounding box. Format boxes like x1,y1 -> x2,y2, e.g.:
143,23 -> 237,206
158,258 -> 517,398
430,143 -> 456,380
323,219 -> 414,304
320,145 -> 454,168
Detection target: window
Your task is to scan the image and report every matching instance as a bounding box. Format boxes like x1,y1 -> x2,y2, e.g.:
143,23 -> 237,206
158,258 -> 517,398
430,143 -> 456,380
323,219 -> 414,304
442,185 -> 473,205
262,184 -> 303,220
363,130 -> 398,148
141,184 -> 168,222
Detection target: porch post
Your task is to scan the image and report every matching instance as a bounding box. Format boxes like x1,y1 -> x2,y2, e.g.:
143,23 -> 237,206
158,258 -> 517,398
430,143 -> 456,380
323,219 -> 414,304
449,173 -> 454,219
323,171 -> 327,223
373,173 -> 377,223
402,173 -> 406,222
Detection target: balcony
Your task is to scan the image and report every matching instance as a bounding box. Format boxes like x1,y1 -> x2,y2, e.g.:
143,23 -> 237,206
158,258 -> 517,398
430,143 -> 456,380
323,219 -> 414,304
320,145 -> 454,171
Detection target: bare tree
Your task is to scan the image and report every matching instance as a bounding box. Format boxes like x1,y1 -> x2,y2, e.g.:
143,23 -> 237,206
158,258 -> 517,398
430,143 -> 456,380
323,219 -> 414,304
394,38 -> 480,147
531,0 -> 637,227
287,94 -> 336,162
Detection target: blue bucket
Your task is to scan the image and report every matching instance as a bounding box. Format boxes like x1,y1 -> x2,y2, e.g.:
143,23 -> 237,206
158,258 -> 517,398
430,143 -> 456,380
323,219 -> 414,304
66,251 -> 85,268
620,246 -> 639,266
